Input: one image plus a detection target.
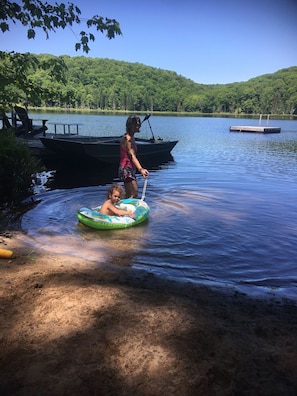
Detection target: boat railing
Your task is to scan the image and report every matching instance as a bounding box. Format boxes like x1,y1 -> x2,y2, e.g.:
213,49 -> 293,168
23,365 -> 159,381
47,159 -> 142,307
47,122 -> 83,135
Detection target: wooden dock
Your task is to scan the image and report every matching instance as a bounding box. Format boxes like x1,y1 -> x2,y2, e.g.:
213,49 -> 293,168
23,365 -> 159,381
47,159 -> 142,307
229,126 -> 281,133
230,114 -> 281,134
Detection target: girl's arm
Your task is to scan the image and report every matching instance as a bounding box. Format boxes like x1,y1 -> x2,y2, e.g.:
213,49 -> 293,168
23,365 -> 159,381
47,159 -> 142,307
126,138 -> 149,177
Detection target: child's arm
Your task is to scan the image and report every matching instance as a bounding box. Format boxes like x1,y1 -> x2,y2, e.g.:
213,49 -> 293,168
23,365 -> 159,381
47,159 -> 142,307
101,201 -> 135,218
111,205 -> 136,218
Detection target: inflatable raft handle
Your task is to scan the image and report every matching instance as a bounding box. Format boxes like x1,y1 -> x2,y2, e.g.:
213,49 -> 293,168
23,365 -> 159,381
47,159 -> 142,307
141,177 -> 148,201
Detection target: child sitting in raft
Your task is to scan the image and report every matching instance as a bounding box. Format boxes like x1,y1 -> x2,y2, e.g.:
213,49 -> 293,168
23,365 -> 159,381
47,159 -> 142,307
100,183 -> 136,218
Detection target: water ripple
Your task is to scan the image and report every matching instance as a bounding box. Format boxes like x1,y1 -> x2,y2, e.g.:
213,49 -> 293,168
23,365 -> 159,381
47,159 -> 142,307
21,115 -> 297,302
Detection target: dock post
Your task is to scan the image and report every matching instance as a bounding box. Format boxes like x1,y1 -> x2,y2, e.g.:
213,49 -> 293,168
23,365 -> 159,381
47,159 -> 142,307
259,114 -> 262,126
266,114 -> 270,126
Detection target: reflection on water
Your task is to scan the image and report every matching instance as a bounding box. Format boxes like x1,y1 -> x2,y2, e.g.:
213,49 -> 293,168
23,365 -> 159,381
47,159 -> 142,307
22,115 -> 297,302
42,154 -> 174,190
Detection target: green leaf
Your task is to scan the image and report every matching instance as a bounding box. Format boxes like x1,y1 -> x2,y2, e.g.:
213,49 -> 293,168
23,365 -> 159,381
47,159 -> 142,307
27,29 -> 36,39
0,22 -> 9,33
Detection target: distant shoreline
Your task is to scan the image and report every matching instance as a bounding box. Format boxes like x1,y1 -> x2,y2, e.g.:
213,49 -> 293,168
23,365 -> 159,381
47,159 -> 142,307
28,107 -> 297,121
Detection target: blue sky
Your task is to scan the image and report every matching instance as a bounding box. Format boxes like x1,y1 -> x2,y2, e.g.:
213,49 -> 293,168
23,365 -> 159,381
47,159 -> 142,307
2,0 -> 297,84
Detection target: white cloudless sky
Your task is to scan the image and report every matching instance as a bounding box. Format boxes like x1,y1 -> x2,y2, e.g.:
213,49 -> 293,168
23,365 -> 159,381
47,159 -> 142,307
2,0 -> 297,84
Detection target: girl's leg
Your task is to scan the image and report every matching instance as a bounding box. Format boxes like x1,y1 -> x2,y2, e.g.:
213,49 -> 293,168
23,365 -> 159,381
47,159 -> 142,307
124,180 -> 138,198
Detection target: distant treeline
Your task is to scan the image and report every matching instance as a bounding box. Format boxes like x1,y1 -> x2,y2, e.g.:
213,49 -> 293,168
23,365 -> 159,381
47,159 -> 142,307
17,55 -> 297,114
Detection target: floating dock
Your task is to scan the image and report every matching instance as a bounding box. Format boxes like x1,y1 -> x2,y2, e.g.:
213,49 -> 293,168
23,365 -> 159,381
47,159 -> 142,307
229,126 -> 281,133
230,114 -> 281,133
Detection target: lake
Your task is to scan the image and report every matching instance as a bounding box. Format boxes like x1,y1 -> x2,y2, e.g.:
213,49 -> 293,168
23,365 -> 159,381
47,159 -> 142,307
22,114 -> 297,301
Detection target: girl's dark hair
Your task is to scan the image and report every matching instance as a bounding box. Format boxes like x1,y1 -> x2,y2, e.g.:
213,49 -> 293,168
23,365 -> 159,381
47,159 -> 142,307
126,115 -> 140,133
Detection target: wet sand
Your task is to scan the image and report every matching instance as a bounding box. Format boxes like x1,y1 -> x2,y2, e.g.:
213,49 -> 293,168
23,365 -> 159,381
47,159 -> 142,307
1,231 -> 297,396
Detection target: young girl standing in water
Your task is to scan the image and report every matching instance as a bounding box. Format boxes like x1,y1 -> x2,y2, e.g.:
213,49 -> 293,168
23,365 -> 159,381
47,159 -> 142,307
118,115 -> 149,198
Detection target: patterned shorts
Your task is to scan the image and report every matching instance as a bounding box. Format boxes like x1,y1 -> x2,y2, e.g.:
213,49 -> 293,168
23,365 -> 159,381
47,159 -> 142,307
118,166 -> 136,183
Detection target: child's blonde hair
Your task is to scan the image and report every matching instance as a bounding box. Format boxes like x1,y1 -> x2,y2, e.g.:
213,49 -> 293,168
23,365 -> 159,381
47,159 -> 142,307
107,183 -> 124,199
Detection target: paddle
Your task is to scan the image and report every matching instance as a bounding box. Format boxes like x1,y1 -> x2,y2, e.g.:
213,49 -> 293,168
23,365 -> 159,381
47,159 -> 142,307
141,113 -> 155,141
141,113 -> 151,123
141,177 -> 148,201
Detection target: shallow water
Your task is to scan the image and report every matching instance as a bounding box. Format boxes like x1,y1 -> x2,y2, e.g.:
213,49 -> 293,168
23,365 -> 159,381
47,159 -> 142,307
22,115 -> 297,301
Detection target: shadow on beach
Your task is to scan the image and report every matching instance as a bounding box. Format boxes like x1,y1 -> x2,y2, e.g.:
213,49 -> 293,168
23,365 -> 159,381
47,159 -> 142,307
0,237 -> 297,396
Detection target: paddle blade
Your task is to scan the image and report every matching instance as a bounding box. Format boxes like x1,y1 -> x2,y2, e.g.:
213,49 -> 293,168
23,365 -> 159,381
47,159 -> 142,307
141,114 -> 151,124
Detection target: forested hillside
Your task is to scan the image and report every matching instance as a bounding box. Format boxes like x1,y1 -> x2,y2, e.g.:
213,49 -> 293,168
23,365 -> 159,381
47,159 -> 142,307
8,54 -> 297,114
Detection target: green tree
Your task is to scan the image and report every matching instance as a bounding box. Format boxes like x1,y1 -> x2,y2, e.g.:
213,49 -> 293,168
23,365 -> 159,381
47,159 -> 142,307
0,0 -> 121,53
0,51 -> 68,108
0,0 -> 122,109
0,1 -> 122,207
0,130 -> 41,205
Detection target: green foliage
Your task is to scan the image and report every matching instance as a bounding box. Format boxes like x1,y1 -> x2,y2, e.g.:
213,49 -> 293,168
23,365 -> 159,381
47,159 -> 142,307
0,51 -> 67,108
1,1 -> 295,115
0,1 -> 122,109
27,55 -> 208,112
0,0 -> 122,53
20,55 -> 297,115
0,130 -> 41,205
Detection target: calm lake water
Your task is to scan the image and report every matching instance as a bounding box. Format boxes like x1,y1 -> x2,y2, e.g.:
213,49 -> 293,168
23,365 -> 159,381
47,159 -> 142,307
22,114 -> 297,301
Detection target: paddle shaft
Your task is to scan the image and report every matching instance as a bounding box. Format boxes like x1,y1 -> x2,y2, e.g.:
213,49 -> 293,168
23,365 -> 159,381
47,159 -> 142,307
141,177 -> 148,201
147,118 -> 155,140
141,114 -> 155,141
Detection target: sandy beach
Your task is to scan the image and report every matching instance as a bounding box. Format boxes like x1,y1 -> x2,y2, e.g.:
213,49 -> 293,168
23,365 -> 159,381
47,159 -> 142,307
1,230 -> 297,396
